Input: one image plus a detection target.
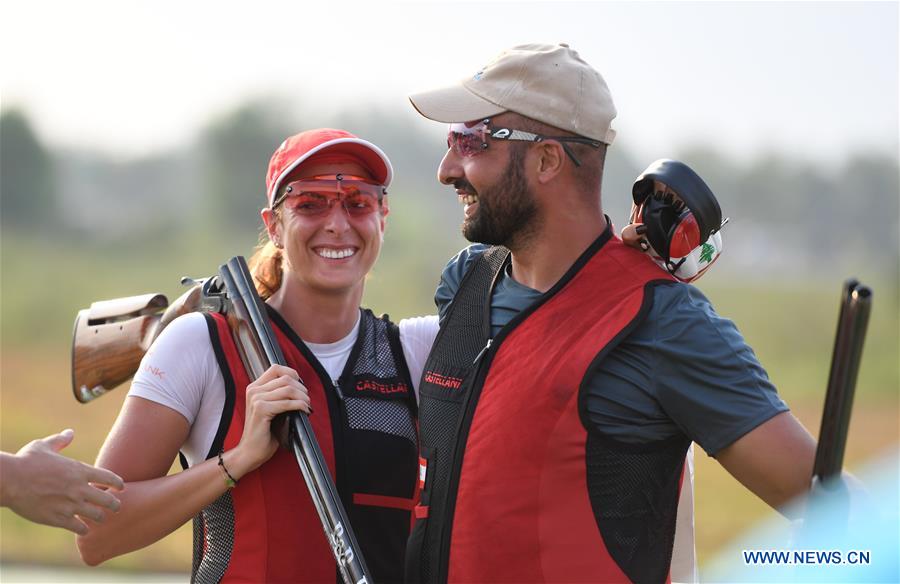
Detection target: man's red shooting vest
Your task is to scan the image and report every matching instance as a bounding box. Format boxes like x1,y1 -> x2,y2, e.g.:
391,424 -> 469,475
408,230 -> 686,583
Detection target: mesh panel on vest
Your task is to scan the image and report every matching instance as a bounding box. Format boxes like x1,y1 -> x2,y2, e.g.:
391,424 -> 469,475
585,433 -> 690,584
191,491 -> 235,584
352,315 -> 399,379
432,249 -> 508,365
413,246 -> 509,582
345,396 -> 417,444
191,515 -> 204,582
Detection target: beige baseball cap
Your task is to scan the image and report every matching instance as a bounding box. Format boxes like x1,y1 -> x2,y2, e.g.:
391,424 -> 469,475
409,43 -> 617,144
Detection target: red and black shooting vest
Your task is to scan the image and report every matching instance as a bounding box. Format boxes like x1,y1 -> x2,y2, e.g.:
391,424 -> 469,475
406,229 -> 690,583
190,306 -> 417,584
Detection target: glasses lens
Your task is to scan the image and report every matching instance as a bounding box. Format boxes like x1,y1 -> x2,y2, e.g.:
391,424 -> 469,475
448,122 -> 487,157
279,176 -> 382,216
283,192 -> 332,215
340,187 -> 379,215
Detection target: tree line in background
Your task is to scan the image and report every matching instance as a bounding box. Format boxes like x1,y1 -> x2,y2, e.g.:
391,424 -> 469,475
2,102 -> 898,280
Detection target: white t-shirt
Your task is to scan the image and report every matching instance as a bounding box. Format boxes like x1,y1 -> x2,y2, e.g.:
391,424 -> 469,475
127,311 -> 696,582
129,312 -> 439,467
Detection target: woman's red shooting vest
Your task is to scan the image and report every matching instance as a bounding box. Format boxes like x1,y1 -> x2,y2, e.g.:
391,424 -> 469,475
191,307 -> 417,584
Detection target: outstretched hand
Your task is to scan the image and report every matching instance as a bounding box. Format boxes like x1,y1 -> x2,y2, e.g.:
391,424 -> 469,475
0,429 -> 124,535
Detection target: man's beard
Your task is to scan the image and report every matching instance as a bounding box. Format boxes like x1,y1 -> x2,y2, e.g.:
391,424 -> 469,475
462,147 -> 539,248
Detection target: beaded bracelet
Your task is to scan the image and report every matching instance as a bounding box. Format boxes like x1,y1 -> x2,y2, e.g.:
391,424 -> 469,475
217,449 -> 238,488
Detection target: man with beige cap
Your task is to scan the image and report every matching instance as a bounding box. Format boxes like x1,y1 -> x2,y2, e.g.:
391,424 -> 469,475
405,43 -> 818,583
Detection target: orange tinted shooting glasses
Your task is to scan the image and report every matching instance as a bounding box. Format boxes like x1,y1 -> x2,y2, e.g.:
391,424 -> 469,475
271,174 -> 387,217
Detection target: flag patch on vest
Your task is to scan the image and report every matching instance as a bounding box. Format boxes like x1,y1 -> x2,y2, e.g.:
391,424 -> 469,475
418,456 -> 428,489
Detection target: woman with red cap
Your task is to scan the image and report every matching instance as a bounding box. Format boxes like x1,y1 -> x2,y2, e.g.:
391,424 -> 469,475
77,129 -> 433,583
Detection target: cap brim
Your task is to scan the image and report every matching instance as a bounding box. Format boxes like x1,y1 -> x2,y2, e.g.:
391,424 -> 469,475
268,138 -> 393,204
409,82 -> 506,123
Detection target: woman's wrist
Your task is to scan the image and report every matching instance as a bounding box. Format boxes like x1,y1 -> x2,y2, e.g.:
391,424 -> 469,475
219,446 -> 254,482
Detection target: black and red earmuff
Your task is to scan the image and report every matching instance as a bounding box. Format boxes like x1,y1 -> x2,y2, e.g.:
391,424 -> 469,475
630,159 -> 727,282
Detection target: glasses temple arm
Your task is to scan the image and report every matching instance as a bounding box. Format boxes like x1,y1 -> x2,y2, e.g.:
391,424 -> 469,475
559,142 -> 582,167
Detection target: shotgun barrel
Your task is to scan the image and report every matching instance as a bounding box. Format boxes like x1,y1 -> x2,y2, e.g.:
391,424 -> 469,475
812,279 -> 873,487
207,256 -> 371,584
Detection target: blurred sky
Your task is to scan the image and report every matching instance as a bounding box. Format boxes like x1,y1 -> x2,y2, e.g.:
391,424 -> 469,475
1,1 -> 897,166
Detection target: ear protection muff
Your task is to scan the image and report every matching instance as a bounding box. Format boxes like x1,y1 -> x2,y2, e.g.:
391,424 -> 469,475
630,159 -> 727,282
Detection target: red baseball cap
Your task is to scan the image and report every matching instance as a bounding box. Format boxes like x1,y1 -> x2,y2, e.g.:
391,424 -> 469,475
265,128 -> 393,207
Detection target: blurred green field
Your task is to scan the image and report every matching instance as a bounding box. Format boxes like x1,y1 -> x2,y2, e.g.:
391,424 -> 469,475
1,232 -> 897,576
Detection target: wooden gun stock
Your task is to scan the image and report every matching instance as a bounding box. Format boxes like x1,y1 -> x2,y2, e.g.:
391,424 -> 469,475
71,285 -> 202,403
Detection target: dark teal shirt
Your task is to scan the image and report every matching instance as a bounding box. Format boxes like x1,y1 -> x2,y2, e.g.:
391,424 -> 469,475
435,244 -> 788,456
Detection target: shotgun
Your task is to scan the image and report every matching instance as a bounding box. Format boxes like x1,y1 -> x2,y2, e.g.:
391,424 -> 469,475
196,256 -> 371,584
812,279 -> 873,488
71,257 -> 371,583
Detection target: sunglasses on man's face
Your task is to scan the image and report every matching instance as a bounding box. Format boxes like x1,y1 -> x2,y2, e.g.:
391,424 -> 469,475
446,119 -> 603,167
271,174 -> 386,217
